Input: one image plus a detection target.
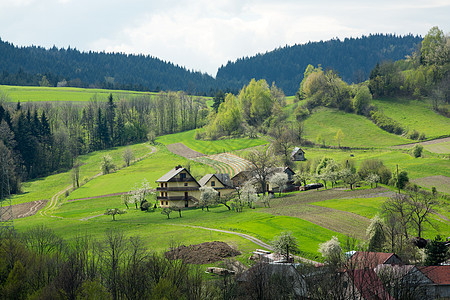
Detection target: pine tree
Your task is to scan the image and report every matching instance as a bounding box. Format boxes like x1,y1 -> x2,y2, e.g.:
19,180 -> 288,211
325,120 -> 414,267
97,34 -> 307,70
425,235 -> 448,266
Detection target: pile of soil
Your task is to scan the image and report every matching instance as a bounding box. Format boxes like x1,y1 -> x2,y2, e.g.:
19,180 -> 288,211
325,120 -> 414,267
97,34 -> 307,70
165,241 -> 241,264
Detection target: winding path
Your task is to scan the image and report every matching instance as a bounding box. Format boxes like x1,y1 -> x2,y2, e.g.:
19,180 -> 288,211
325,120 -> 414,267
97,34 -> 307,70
171,224 -> 319,264
39,145 -> 157,218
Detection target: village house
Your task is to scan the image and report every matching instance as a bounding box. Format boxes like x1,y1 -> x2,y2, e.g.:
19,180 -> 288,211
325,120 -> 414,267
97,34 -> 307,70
266,166 -> 297,194
156,165 -> 201,208
291,147 -> 305,161
198,173 -> 235,197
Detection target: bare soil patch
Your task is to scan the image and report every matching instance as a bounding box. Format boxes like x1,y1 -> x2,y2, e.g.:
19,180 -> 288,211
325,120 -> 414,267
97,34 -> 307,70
167,143 -> 205,158
11,200 -> 48,219
165,241 -> 241,264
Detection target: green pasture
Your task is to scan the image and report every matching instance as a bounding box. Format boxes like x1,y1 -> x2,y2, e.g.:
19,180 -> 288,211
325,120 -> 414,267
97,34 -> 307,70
411,176 -> 450,195
296,147 -> 450,180
156,129 -> 269,154
12,143 -> 150,205
303,107 -> 412,148
372,97 -> 450,139
0,85 -> 155,102
424,141 -> 450,154
66,145 -> 214,200
310,196 -> 387,219
14,195 -> 350,261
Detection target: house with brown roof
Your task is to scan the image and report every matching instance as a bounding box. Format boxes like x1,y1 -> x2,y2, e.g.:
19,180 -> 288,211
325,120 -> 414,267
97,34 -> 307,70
156,165 -> 201,208
266,166 -> 297,194
198,173 -> 235,197
348,251 -> 403,270
419,265 -> 450,299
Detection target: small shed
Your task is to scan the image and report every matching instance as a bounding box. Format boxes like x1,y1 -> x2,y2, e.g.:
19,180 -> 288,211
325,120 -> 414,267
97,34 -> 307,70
291,147 -> 305,161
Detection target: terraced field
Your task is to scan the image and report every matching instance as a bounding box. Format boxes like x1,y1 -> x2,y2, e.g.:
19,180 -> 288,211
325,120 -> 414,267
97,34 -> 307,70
194,153 -> 254,177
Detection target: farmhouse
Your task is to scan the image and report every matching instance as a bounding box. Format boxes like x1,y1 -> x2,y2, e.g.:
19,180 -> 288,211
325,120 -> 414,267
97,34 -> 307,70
348,251 -> 403,269
291,147 -> 305,161
198,173 -> 235,197
156,165 -> 201,208
267,166 -> 297,194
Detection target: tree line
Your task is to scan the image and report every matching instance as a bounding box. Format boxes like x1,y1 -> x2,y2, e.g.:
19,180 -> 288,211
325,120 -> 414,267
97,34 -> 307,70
0,92 -> 209,196
217,34 -> 422,95
0,34 -> 423,97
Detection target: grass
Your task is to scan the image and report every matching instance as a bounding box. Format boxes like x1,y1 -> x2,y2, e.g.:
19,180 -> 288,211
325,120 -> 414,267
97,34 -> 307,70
372,97 -> 450,140
310,196 -> 387,219
66,145 -> 214,200
12,142 -> 150,205
0,85 -> 155,102
411,176 -> 450,195
296,147 -> 450,180
14,196 -> 349,261
156,129 -> 269,155
303,107 -> 412,148
424,141 -> 450,154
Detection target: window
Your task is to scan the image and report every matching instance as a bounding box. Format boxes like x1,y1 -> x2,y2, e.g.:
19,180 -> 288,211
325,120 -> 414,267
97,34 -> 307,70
180,173 -> 186,179
166,201 -> 168,205
184,183 -> 188,186
211,181 -> 215,186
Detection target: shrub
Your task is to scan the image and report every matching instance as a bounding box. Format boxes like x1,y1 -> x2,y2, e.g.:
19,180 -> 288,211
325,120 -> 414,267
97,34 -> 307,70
412,144 -> 424,158
408,129 -> 420,140
369,111 -> 403,134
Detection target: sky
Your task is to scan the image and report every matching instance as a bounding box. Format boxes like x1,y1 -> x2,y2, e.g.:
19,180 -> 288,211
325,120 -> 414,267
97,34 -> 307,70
0,0 -> 449,76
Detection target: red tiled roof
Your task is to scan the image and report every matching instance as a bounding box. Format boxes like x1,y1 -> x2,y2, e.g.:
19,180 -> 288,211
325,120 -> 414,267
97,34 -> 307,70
349,252 -> 400,269
348,268 -> 394,300
419,266 -> 450,285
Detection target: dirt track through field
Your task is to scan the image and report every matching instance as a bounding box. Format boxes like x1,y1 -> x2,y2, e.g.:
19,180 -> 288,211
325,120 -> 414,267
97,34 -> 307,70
171,224 -> 319,264
38,145 -> 157,218
392,136 -> 450,149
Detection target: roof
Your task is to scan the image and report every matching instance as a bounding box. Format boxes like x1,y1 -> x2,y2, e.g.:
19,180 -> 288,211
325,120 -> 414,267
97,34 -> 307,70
156,166 -> 196,183
348,268 -> 394,300
419,266 -> 450,285
198,174 -> 215,186
199,173 -> 234,188
291,147 -> 304,156
348,252 -> 401,269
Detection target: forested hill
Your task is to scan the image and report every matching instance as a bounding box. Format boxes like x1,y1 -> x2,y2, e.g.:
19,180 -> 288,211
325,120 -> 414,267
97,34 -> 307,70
0,34 -> 422,96
216,34 -> 422,95
0,38 -> 217,95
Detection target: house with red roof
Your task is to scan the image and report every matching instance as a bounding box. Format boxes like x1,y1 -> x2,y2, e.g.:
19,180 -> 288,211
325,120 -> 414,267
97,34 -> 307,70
419,265 -> 450,299
348,251 -> 403,270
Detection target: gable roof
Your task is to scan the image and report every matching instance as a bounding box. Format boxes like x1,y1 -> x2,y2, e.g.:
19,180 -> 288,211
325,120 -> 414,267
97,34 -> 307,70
156,166 -> 197,183
419,266 -> 450,285
198,174 -> 215,186
199,173 -> 234,188
291,147 -> 304,156
348,268 -> 394,300
348,252 -> 401,269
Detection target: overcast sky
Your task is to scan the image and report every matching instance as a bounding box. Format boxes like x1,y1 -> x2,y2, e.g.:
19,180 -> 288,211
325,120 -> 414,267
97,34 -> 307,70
0,0 -> 449,76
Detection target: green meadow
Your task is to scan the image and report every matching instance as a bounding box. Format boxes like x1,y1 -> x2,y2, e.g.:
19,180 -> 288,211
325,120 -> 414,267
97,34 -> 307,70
156,129 -> 269,154
12,142 -> 150,205
372,97 -> 450,139
66,145 -> 215,200
303,107 -> 412,148
0,84 -> 156,102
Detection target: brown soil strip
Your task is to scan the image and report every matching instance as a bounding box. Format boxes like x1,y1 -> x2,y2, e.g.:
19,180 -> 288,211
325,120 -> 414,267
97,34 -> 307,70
12,200 -> 48,219
392,137 -> 450,149
167,143 -> 205,158
165,241 -> 241,264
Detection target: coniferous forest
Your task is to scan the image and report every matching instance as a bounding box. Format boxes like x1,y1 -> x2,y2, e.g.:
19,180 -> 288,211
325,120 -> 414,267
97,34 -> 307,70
0,34 -> 422,95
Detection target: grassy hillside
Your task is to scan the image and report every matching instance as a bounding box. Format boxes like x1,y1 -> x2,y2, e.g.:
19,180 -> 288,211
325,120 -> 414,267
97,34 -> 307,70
303,107 -> 412,148
0,84 -> 157,102
156,129 -> 269,154
66,145 -> 214,200
372,97 -> 450,139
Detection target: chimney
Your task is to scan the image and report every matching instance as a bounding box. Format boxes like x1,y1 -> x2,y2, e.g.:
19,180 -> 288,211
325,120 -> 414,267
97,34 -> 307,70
175,165 -> 182,170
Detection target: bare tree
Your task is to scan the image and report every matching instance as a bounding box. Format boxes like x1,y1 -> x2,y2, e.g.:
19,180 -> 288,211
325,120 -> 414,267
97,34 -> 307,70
407,186 -> 436,238
246,147 -> 277,195
122,147 -> 134,167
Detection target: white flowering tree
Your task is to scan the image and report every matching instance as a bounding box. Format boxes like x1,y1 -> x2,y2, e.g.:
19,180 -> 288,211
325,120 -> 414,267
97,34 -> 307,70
269,172 -> 289,196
